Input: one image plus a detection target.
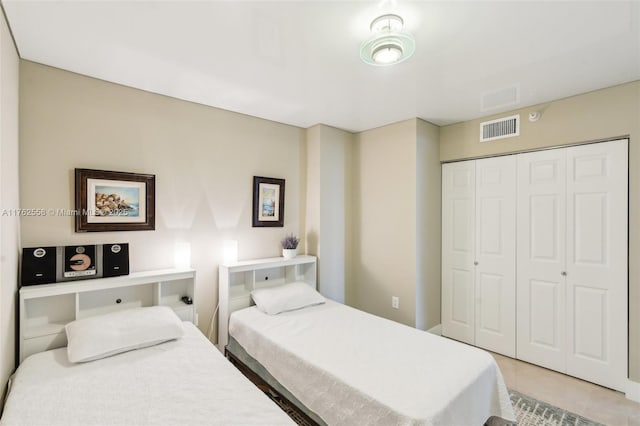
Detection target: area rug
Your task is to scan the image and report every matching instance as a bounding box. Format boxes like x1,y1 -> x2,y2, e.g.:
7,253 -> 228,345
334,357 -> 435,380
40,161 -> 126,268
263,383 -> 603,425
509,389 -> 603,426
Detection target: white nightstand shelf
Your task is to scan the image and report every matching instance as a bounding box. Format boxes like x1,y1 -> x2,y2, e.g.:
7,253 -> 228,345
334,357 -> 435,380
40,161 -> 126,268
218,255 -> 317,351
19,268 -> 196,363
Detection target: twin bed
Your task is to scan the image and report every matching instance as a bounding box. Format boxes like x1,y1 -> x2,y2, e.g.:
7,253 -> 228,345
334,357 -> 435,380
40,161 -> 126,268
1,268 -> 515,426
228,295 -> 514,426
1,308 -> 294,426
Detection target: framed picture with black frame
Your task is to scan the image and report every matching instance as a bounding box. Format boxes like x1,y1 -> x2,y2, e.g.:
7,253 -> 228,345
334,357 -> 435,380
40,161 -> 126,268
252,176 -> 285,227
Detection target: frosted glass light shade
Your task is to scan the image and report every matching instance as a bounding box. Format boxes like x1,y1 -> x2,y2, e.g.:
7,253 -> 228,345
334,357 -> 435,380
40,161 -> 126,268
360,33 -> 415,66
372,43 -> 403,64
370,14 -> 404,33
360,13 -> 415,67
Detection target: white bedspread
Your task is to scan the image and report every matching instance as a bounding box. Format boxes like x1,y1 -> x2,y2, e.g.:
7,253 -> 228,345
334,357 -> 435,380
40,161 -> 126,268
230,301 -> 515,426
0,322 -> 294,426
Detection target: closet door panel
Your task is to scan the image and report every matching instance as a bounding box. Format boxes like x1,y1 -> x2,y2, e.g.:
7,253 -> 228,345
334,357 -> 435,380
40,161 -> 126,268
516,149 -> 566,372
565,139 -> 628,392
442,161 -> 475,345
528,279 -> 562,348
475,156 -> 516,357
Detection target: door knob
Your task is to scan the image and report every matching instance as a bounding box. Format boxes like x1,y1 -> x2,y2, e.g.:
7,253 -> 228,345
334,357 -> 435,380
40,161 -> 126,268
474,261 -> 479,266
561,271 -> 567,276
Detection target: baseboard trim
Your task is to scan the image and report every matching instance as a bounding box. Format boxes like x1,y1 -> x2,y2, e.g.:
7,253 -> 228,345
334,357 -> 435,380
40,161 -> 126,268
427,324 -> 442,336
627,379 -> 640,402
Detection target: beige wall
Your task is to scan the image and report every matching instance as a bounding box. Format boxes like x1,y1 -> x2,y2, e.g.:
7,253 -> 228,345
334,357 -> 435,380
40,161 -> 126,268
308,120 -> 441,330
352,119 -> 418,326
416,119 -> 441,330
0,11 -> 20,407
19,61 -> 306,341
350,118 -> 441,329
305,125 -> 321,258
440,80 -> 640,381
441,82 -> 638,161
305,124 -> 354,302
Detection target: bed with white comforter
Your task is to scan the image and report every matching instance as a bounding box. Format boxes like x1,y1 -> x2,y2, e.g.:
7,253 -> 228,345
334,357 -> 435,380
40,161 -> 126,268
0,322 -> 294,426
229,300 -> 515,426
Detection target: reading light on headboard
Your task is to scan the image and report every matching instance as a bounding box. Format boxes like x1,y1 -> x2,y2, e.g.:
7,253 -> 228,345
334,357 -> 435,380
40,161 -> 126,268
223,240 -> 238,264
174,242 -> 191,269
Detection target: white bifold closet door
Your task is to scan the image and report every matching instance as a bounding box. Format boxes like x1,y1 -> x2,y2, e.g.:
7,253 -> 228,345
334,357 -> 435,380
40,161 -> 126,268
475,156 -> 516,356
442,156 -> 516,357
442,160 -> 475,345
517,139 -> 628,392
515,147 -> 567,372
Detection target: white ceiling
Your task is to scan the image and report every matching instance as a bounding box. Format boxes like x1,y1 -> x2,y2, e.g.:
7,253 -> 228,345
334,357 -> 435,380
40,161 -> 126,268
3,1 -> 640,132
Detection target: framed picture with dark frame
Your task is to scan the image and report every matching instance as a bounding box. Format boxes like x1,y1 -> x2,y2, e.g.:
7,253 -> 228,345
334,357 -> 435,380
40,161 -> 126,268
75,168 -> 155,232
252,176 -> 285,227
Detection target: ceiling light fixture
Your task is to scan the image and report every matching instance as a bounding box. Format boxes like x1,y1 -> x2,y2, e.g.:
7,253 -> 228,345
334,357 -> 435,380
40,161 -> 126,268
360,14 -> 415,66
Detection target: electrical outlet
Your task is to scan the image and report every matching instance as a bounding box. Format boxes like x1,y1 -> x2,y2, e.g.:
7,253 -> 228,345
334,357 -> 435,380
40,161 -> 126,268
392,296 -> 399,309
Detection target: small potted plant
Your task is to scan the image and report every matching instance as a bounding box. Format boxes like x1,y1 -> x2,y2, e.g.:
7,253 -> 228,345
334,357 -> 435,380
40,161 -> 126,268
281,233 -> 300,259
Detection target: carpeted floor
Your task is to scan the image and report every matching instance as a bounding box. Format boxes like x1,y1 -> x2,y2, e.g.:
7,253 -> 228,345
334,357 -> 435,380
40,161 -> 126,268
265,387 -> 603,426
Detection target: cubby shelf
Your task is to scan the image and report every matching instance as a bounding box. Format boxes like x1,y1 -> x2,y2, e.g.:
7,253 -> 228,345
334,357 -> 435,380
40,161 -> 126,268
218,255 -> 317,351
19,268 -> 196,363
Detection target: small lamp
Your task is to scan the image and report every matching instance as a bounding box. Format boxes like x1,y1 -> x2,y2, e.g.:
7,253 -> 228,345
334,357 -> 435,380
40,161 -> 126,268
174,242 -> 191,269
223,240 -> 238,264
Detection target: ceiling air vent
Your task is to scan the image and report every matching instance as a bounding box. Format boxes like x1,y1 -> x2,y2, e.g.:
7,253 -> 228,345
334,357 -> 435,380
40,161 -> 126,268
480,114 -> 520,142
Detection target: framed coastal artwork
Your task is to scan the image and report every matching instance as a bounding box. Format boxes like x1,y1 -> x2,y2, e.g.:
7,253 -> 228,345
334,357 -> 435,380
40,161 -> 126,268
252,176 -> 285,227
75,168 -> 155,232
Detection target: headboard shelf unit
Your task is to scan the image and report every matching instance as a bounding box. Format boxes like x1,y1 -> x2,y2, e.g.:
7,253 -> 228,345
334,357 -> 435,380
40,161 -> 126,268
19,268 -> 196,363
218,255 -> 317,351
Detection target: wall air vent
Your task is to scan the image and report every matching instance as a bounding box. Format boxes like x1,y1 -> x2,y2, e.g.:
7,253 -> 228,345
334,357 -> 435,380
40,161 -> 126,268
480,114 -> 520,142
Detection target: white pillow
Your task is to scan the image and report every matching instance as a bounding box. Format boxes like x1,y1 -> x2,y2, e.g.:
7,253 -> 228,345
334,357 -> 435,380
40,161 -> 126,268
251,282 -> 325,315
65,306 -> 185,363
